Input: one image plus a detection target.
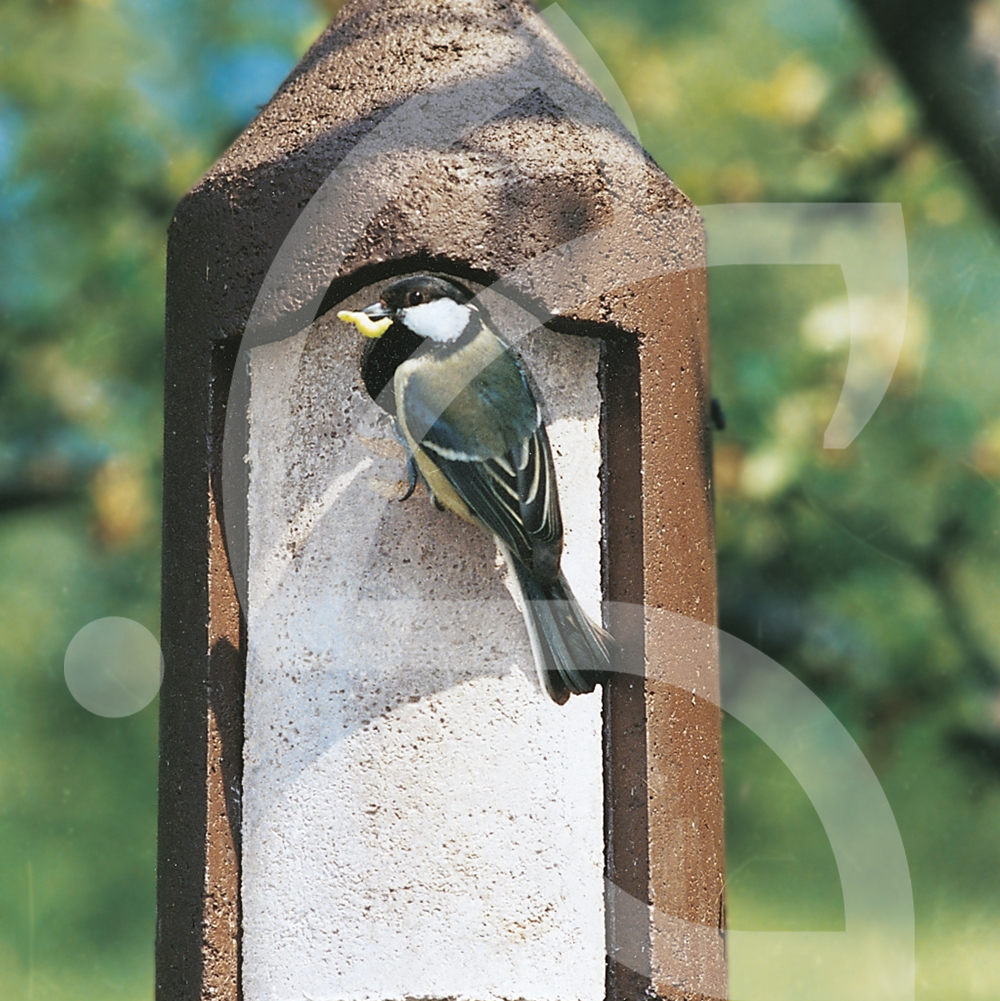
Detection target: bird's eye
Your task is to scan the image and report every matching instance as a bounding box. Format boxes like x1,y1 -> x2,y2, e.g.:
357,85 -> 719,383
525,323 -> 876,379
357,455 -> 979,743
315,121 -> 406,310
409,291 -> 424,305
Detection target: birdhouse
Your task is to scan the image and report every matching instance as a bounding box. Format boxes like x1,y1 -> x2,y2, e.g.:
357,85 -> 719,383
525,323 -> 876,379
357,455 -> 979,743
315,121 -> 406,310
159,2 -> 723,1000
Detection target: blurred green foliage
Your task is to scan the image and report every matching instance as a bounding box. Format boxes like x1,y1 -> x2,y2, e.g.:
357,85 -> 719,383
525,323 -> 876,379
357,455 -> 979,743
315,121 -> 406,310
1,0 -> 998,998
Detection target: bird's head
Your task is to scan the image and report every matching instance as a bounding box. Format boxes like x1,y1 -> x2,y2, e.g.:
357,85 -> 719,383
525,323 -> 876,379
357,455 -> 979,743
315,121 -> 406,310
338,275 -> 479,413
338,275 -> 476,344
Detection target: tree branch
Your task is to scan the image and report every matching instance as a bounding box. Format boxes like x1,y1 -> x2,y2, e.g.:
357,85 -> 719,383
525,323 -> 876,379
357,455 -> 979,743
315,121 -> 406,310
851,0 -> 1000,221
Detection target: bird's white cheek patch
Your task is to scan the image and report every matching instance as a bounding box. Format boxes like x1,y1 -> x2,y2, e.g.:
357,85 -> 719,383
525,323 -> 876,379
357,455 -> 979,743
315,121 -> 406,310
401,298 -> 470,342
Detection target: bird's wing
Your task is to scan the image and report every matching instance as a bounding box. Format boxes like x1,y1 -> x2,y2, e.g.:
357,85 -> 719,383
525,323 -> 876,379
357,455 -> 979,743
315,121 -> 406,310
421,421 -> 563,581
402,346 -> 563,579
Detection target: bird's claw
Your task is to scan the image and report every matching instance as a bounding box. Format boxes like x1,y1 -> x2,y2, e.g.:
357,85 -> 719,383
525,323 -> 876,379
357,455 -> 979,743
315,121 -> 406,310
399,456 -> 418,502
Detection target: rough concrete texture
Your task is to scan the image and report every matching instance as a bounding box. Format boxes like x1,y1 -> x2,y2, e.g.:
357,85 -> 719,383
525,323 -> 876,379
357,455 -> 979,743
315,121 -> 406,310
186,0 -> 701,346
244,285 -> 605,1001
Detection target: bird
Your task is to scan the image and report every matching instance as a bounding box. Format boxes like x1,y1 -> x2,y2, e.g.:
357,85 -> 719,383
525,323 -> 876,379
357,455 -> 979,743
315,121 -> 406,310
337,274 -> 615,704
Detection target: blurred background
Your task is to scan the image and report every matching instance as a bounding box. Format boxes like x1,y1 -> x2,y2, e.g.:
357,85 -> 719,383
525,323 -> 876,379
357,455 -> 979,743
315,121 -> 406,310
2,0 -> 998,998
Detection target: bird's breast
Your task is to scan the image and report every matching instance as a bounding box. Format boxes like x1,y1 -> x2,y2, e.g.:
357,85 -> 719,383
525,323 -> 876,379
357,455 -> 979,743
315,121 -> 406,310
395,331 -> 538,459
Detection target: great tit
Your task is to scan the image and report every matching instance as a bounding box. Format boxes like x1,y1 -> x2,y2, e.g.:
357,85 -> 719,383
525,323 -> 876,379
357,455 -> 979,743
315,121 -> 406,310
338,275 -> 615,704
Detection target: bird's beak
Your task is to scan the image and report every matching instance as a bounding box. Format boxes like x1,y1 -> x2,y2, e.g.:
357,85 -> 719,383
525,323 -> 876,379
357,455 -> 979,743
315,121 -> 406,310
337,302 -> 392,338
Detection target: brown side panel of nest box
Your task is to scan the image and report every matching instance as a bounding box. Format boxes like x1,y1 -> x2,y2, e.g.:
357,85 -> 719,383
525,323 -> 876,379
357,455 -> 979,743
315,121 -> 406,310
599,263 -> 724,1001
638,269 -> 725,1001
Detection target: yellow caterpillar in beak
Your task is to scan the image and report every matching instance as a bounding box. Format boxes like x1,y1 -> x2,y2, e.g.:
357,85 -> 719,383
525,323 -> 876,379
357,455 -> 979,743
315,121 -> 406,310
337,309 -> 392,339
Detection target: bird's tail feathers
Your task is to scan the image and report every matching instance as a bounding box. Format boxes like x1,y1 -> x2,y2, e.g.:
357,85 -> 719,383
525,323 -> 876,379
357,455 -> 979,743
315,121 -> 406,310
511,560 -> 616,705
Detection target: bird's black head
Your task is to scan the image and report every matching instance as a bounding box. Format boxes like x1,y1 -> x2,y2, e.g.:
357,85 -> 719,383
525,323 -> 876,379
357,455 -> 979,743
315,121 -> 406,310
342,274 -> 477,414
377,274 -> 473,313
